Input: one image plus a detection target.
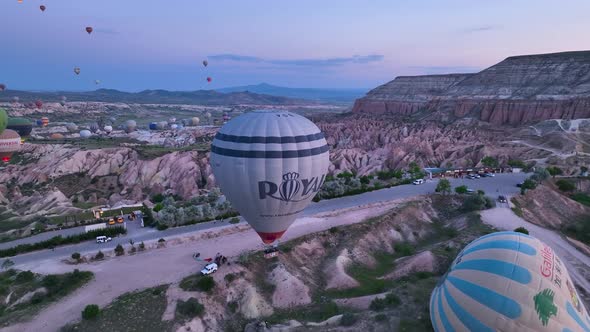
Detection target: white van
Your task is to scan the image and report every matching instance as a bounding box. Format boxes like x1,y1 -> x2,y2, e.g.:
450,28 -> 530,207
200,263 -> 218,276
412,179 -> 425,185
96,236 -> 112,243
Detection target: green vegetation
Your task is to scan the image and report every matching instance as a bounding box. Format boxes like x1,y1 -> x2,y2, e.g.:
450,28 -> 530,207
0,269 -> 93,326
393,243 -> 415,257
71,252 -> 81,261
435,179 -> 451,195
179,274 -> 215,292
0,227 -> 126,258
454,185 -> 468,194
61,285 -> 172,332
508,159 -> 527,169
571,193 -> 590,206
547,166 -> 563,178
265,301 -> 341,325
114,244 -> 125,256
481,156 -> 499,168
514,227 -> 529,235
340,312 -> 357,326
229,217 -> 240,224
556,179 -> 576,192
563,216 -> 590,246
94,251 -> 104,260
176,297 -> 204,319
511,198 -> 524,217
327,252 -> 395,298
462,195 -> 495,211
369,292 -> 401,311
82,304 -> 100,320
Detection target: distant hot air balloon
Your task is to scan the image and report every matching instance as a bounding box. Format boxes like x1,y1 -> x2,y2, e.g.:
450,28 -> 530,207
430,231 -> 590,332
6,118 -> 32,138
18,0 -> 23,3
0,129 -> 21,163
191,117 -> 200,126
50,133 -> 64,140
39,5 -> 46,12
168,117 -> 176,124
74,67 -> 81,75
35,100 -> 43,109
156,121 -> 168,130
85,27 -> 93,34
79,129 -> 92,138
12,96 -> 19,104
0,109 -> 7,135
171,124 -> 179,130
206,77 -> 212,83
89,123 -> 99,133
40,117 -> 49,127
103,125 -> 113,133
0,84 -> 5,91
124,120 -> 137,133
149,122 -> 157,130
60,101 -> 66,107
66,123 -> 78,133
94,80 -> 101,85
202,60 -> 208,67
210,110 -> 330,244
205,112 -> 212,118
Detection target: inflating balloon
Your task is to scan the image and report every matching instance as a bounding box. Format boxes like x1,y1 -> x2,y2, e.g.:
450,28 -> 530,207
0,129 -> 21,163
430,231 -> 590,332
0,109 -> 7,135
210,110 -> 330,244
85,27 -> 93,34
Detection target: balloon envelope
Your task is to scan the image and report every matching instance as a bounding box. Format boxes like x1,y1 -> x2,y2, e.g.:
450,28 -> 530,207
0,129 -> 21,162
74,67 -> 80,75
0,109 -> 7,135
79,130 -> 92,138
35,100 -> 43,109
50,133 -> 64,140
6,118 -> 32,137
39,5 -> 45,11
66,123 -> 78,133
202,60 -> 208,67
124,120 -> 137,133
0,84 -> 5,91
86,27 -> 93,34
191,117 -> 200,126
210,110 -> 330,244
430,231 -> 590,332
206,77 -> 212,83
103,125 -> 113,133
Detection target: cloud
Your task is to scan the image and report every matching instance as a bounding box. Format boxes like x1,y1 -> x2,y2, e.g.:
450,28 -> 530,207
208,54 -> 384,67
94,28 -> 120,35
408,66 -> 481,74
460,25 -> 501,33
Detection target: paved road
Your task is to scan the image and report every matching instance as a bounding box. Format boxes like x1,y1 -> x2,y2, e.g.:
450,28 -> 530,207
7,173 -> 528,266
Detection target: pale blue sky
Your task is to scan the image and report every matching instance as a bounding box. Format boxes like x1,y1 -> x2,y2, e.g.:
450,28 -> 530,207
1,0 -> 589,91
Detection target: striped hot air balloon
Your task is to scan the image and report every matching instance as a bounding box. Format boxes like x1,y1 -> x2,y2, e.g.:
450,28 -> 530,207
40,117 -> 49,127
430,231 -> 590,332
0,129 -> 21,162
210,110 -> 330,244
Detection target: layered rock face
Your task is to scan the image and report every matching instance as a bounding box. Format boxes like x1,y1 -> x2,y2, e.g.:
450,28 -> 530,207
353,51 -> 590,125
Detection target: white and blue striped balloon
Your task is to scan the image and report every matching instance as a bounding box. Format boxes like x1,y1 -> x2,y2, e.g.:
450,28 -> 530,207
431,231 -> 590,332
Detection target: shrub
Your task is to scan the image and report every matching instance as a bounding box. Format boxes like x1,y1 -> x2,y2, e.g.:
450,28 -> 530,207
329,226 -> 339,234
393,243 -> 414,257
370,293 -> 401,311
156,223 -> 168,230
95,250 -> 104,260
547,166 -> 563,178
340,313 -> 357,326
227,300 -> 238,313
196,276 -> 215,292
30,291 -> 45,304
477,189 -> 485,196
229,217 -> 240,224
435,179 -> 451,195
129,246 -> 137,254
481,156 -> 499,168
16,270 -> 35,283
151,193 -> 165,203
1,259 -> 14,270
360,175 -> 371,185
180,275 -> 216,292
508,159 -> 526,168
71,252 -> 81,260
462,195 -> 488,211
375,313 -> 387,322
153,203 -> 164,213
139,242 -> 146,251
514,227 -> 529,235
556,179 -> 576,192
224,273 -> 236,284
176,298 -> 204,318
114,244 -> 124,256
571,193 -> 590,206
82,304 -> 100,320
455,185 -> 468,194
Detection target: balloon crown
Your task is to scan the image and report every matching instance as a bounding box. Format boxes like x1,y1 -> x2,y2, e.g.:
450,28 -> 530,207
282,172 -> 300,181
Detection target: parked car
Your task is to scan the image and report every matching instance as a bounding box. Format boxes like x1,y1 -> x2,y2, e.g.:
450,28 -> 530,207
108,218 -> 115,225
117,216 -> 124,223
467,174 -> 477,179
516,182 -> 523,187
200,263 -> 218,276
466,188 -> 475,194
483,173 -> 495,177
96,236 -> 112,243
412,179 -> 425,185
498,195 -> 507,203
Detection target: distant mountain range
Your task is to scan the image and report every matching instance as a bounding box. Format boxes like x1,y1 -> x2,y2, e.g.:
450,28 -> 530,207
0,89 -> 313,106
217,83 -> 368,103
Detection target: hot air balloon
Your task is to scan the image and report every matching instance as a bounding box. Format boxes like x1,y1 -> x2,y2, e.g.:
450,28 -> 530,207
203,60 -> 208,67
0,109 -> 7,135
149,122 -> 158,130
12,96 -> 19,104
35,100 -> 43,109
79,130 -> 92,138
156,121 -> 168,130
89,123 -> 99,133
50,133 -> 64,140
66,123 -> 78,133
40,117 -> 49,127
168,117 -> 176,124
6,118 -> 32,138
103,125 -> 113,133
191,117 -> 200,126
206,77 -> 212,83
94,80 -> 100,85
170,124 -> 179,130
0,129 -> 21,163
0,84 -> 6,91
74,67 -> 81,75
85,27 -> 93,34
39,5 -> 46,12
60,101 -> 66,107
210,110 -> 330,244
18,0 -> 23,3
430,231 -> 590,332
124,120 -> 137,133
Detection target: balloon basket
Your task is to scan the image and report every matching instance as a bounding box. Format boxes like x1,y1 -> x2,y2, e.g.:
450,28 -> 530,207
263,247 -> 279,259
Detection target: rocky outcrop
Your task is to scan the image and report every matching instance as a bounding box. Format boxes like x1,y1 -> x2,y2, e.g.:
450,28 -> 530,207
353,51 -> 590,125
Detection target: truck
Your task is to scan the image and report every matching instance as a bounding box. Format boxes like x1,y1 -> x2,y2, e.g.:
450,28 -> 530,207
85,223 -> 107,233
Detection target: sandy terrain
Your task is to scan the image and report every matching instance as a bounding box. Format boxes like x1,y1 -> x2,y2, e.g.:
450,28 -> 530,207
3,200 -> 400,332
481,207 -> 590,296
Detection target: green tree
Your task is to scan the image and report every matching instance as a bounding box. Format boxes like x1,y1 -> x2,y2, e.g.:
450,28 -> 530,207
455,185 -> 468,194
1,259 -> 14,270
547,166 -> 563,178
176,298 -> 204,317
71,252 -> 81,261
556,179 -> 575,192
435,179 -> 451,195
82,304 -> 100,320
508,159 -> 526,168
95,250 -> 104,260
114,244 -> 124,256
514,227 -> 529,235
481,156 -> 499,168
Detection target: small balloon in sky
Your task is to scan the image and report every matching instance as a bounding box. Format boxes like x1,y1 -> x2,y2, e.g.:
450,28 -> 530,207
74,67 -> 81,75
95,80 -> 101,85
0,84 -> 5,91
18,0 -> 23,4
85,27 -> 93,34
203,60 -> 208,67
207,77 -> 212,83
39,5 -> 46,12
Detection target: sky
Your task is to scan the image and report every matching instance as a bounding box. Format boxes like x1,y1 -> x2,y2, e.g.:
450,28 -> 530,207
1,0 -> 590,91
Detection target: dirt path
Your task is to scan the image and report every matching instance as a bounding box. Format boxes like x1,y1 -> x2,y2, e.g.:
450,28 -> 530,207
481,207 -> 590,296
2,200 -> 401,332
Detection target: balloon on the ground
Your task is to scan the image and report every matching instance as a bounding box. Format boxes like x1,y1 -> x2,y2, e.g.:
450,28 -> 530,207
50,133 -> 64,140
124,120 -> 137,133
210,110 -> 330,244
103,125 -> 113,133
0,129 -> 21,162
79,130 -> 92,138
430,231 -> 590,332
6,118 -> 32,137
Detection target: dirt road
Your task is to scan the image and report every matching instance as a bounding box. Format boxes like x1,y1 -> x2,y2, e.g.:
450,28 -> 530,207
3,200 -> 402,332
481,207 -> 590,296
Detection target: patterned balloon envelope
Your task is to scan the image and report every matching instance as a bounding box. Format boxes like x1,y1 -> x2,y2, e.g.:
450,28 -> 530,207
210,110 -> 330,244
430,231 -> 590,332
